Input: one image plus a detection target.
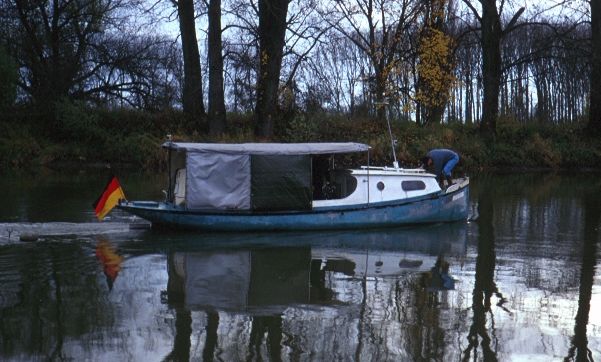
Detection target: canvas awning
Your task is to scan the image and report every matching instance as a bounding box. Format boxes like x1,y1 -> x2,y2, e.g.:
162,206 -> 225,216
162,142 -> 370,155
166,142 -> 369,211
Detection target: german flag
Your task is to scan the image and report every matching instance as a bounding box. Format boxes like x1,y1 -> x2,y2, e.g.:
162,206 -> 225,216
93,176 -> 126,220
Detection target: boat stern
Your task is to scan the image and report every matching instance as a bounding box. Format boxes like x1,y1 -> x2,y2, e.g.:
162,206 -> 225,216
117,200 -> 171,223
439,177 -> 470,221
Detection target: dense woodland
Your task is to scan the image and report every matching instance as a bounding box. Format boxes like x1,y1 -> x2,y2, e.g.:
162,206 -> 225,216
0,0 -> 600,169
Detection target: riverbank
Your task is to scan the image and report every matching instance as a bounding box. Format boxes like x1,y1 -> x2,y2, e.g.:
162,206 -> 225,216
1,104 -> 600,172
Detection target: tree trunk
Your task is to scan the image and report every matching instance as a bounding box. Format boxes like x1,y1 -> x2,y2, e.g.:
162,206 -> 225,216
177,0 -> 205,120
480,0 -> 501,136
465,70 -> 472,125
208,0 -> 226,136
589,0 -> 601,135
429,104 -> 445,124
255,0 -> 290,138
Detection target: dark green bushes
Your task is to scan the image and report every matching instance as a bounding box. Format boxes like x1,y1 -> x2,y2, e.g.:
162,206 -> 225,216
0,122 -> 41,168
1,103 -> 600,172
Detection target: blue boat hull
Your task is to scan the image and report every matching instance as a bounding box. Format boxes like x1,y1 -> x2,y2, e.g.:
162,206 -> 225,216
118,185 -> 469,231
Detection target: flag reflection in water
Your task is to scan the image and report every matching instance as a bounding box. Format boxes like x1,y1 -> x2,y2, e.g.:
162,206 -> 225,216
95,237 -> 124,290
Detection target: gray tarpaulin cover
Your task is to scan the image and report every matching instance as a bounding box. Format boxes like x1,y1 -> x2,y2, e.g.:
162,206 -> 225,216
175,142 -> 369,211
163,142 -> 370,155
182,252 -> 251,309
185,152 -> 251,210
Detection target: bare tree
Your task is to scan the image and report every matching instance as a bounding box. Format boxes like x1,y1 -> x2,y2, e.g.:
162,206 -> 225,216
207,0 -> 227,135
461,0 -> 524,135
454,27 -> 480,124
255,0 -> 291,138
221,0 -> 260,114
9,0 -> 115,107
589,0 -> 601,135
173,0 -> 205,120
303,36 -> 362,113
226,43 -> 257,113
85,34 -> 181,109
321,0 -> 423,121
278,0 -> 330,116
2,0 -> 179,111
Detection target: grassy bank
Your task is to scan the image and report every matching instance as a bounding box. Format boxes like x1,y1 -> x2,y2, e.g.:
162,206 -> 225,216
1,102 -> 600,172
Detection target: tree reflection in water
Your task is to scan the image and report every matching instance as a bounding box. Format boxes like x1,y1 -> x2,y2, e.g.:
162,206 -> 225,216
162,252 -> 221,362
203,312 -> 219,362
163,247 -> 314,361
462,180 -> 508,361
0,239 -> 114,361
408,276 -> 446,360
163,307 -> 192,362
162,248 -> 192,362
565,186 -> 601,361
248,315 -> 283,362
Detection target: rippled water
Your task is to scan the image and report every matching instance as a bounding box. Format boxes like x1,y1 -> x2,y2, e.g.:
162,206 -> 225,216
0,171 -> 600,361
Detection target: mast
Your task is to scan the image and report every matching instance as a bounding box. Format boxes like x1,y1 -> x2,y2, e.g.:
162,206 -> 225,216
381,96 -> 398,169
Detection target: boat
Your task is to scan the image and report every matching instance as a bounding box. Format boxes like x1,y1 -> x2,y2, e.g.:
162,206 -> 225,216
117,141 -> 469,231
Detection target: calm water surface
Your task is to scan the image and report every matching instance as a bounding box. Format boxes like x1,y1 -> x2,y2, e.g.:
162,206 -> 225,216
0,170 -> 600,361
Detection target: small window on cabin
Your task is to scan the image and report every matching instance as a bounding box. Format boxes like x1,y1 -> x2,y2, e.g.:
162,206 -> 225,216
402,180 -> 426,191
312,156 -> 357,200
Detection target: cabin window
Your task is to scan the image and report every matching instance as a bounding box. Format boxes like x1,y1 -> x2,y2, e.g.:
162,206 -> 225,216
377,181 -> 385,191
312,156 -> 358,200
402,180 -> 426,191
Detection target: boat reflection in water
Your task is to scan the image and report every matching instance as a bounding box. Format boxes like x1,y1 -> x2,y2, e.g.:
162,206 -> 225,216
166,248 -> 313,313
0,220 -> 468,361
161,221 -> 467,313
156,222 -> 468,361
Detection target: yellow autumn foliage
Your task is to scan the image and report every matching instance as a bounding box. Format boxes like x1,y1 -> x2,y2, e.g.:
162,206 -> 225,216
416,27 -> 455,108
415,0 -> 455,113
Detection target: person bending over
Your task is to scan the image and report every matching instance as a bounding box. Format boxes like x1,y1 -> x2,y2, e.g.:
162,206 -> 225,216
420,149 -> 459,188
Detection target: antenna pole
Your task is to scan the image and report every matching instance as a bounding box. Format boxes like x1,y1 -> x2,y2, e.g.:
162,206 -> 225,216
383,97 -> 398,168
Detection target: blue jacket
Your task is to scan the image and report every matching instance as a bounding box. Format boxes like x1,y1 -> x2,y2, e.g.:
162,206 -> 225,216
427,149 -> 458,177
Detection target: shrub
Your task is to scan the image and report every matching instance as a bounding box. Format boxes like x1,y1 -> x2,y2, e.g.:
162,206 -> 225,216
284,114 -> 320,142
3,107 -> 601,171
0,123 -> 41,168
55,99 -> 107,147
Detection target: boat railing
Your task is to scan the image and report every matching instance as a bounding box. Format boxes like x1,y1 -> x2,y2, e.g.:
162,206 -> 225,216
359,165 -> 428,173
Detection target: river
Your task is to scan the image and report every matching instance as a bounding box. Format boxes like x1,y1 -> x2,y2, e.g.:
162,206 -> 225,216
0,170 -> 599,361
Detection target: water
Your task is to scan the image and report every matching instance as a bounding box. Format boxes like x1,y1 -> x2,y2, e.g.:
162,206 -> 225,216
0,170 -> 600,361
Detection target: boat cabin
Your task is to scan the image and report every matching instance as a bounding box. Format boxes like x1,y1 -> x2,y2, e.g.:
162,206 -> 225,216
163,142 -> 440,212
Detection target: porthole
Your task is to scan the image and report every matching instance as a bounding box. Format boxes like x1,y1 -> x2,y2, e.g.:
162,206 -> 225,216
377,181 -> 385,191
